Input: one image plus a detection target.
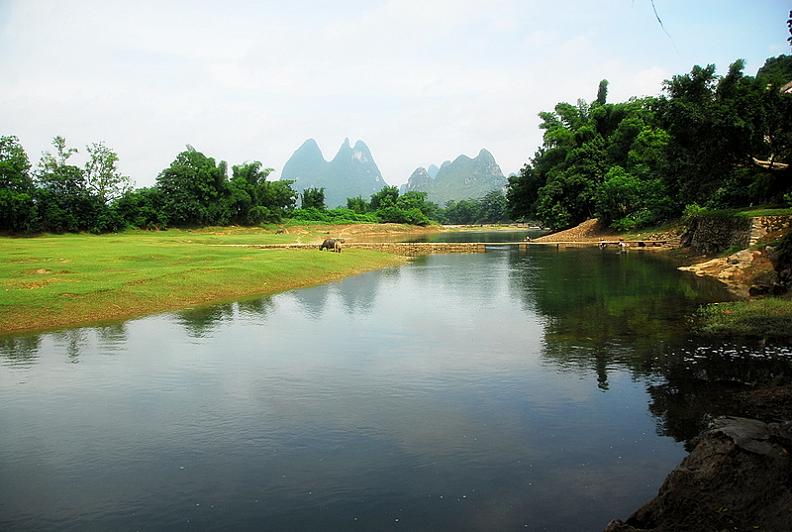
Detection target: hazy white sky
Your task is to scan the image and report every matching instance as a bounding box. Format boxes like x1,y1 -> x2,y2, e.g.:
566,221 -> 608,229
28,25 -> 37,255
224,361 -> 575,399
1,1 -> 789,187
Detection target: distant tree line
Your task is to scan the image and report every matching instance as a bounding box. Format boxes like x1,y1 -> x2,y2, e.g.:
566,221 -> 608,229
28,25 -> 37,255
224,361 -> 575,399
0,137 -> 298,233
0,135 -> 514,233
506,54 -> 792,231
293,185 -> 512,226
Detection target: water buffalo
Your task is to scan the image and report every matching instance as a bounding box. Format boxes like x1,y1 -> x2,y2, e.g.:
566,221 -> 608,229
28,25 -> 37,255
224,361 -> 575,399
319,238 -> 345,252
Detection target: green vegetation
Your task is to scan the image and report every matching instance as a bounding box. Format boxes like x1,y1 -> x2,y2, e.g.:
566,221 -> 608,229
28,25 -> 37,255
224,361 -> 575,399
288,207 -> 378,225
1,135 -> 515,233
694,298 -> 792,337
440,190 -> 509,224
682,204 -> 792,219
507,55 -> 792,231
300,187 -> 326,210
0,229 -> 406,334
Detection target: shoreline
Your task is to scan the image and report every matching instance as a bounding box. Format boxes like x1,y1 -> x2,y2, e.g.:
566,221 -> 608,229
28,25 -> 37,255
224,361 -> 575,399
0,227 -> 418,336
1,250 -> 408,336
2,223 -> 544,336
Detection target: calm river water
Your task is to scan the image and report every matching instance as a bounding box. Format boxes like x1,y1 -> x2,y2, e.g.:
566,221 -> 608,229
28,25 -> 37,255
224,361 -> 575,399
2,235 -> 790,531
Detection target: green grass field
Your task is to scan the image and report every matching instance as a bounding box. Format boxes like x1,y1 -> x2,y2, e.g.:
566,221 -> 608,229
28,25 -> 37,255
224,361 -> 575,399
695,297 -> 792,338
0,228 -> 406,334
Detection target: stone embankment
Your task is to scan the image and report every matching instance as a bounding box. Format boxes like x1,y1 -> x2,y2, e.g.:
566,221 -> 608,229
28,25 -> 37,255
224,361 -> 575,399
679,215 -> 792,295
684,214 -> 792,254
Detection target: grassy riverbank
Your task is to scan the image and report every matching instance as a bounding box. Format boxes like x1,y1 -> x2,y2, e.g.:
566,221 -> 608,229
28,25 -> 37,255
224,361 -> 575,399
0,227 -> 409,334
695,297 -> 792,338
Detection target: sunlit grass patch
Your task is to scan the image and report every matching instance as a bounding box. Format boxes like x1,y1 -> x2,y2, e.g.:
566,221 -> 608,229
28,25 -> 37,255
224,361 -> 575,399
694,297 -> 792,338
0,229 -> 406,334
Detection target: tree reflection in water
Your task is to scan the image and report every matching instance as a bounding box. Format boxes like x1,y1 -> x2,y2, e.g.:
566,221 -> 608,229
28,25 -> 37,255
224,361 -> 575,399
508,246 -> 792,446
0,334 -> 41,368
176,304 -> 235,338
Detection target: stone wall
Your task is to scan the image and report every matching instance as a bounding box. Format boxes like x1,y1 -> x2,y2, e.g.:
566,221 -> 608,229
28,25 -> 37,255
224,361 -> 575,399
684,215 -> 751,254
685,215 -> 792,254
749,216 -> 792,246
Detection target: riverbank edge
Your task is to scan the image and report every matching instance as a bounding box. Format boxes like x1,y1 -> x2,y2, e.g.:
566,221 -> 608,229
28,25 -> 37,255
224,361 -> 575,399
678,248 -> 792,338
2,223 -> 549,335
0,249 -> 409,336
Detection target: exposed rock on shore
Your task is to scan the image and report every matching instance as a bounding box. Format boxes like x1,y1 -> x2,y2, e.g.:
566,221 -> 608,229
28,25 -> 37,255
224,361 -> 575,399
678,248 -> 776,297
605,416 -> 792,532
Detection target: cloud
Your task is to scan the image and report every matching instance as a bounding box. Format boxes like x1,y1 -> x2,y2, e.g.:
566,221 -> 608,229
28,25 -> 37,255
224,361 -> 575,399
0,0 -> 784,186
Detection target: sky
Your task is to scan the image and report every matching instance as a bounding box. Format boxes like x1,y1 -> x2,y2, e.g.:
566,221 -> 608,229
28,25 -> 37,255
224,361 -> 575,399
0,0 -> 790,187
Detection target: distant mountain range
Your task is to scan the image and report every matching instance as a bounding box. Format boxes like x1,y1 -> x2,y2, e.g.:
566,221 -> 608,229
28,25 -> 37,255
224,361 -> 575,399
400,149 -> 506,205
280,138 -> 387,208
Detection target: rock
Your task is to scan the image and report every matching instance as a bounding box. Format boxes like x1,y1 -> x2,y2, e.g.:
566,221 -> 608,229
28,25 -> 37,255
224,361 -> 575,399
605,416 -> 792,532
748,284 -> 770,296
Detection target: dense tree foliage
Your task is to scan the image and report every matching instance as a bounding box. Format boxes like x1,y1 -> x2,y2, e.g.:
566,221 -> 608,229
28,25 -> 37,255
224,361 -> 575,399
300,187 -> 325,210
346,195 -> 370,213
508,57 -> 792,231
84,142 -> 131,204
441,190 -> 510,224
156,147 -> 230,226
0,138 -> 299,233
0,135 -> 36,231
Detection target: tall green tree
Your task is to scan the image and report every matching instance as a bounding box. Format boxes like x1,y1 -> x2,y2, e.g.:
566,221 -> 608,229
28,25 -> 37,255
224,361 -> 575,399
300,187 -> 325,210
35,136 -> 100,232
346,195 -> 369,213
369,186 -> 399,210
156,146 -> 229,226
84,141 -> 131,204
477,190 -> 509,223
0,135 -> 36,231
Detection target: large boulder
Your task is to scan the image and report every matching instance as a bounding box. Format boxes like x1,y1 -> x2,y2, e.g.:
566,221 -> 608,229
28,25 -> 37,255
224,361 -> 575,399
605,417 -> 792,532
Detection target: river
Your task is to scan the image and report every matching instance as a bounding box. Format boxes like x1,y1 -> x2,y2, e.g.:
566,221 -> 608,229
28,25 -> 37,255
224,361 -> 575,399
2,234 -> 790,531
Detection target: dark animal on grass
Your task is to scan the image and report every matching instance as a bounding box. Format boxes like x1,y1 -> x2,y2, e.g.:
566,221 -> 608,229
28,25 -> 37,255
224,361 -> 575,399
319,238 -> 345,252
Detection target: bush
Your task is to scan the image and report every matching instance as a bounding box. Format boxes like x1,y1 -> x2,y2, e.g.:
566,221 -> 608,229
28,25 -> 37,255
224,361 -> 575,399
375,206 -> 431,226
288,208 -> 379,224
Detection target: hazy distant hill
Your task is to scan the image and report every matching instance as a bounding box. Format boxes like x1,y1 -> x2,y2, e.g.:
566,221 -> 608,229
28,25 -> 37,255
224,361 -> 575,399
281,138 -> 387,207
400,149 -> 506,205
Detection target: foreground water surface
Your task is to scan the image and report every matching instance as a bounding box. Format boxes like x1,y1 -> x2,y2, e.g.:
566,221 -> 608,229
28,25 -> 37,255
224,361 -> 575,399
2,239 -> 790,531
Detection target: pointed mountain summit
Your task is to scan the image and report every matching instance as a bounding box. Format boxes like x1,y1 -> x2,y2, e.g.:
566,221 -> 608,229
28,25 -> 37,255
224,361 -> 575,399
401,149 -> 506,205
281,138 -> 387,207
399,167 -> 432,195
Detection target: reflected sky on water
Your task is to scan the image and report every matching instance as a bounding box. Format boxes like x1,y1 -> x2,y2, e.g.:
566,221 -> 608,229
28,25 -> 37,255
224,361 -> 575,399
2,245 -> 790,531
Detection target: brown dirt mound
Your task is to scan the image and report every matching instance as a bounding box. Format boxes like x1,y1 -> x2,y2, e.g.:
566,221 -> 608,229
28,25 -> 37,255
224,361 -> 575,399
534,219 -> 608,242
535,218 -> 682,245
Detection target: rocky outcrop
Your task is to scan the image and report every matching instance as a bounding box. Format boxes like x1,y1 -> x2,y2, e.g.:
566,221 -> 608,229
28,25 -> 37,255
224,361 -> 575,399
606,416 -> 792,532
749,215 -> 792,246
678,248 -> 776,297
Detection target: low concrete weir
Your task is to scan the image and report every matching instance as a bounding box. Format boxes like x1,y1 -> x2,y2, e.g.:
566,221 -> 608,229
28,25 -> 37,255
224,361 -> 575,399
242,241 -> 670,255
